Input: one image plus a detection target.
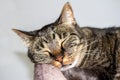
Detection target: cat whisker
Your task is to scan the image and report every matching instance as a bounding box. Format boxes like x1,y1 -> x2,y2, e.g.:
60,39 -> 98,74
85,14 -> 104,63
86,48 -> 99,54
81,40 -> 98,50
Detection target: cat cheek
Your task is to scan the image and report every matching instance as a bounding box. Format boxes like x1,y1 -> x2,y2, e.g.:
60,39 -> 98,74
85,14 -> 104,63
63,58 -> 74,65
51,60 -> 62,68
62,53 -> 74,65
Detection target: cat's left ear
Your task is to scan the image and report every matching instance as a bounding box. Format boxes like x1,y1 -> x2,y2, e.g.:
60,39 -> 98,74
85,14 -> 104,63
56,2 -> 76,24
12,29 -> 34,47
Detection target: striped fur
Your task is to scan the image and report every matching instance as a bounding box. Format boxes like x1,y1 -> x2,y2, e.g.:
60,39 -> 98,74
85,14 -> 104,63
28,24 -> 120,80
13,2 -> 120,80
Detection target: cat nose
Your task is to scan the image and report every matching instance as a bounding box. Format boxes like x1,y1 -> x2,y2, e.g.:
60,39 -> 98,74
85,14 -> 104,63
55,55 -> 63,63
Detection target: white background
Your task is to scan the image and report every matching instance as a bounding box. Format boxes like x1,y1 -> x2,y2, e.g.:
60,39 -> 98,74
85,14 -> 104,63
0,0 -> 120,80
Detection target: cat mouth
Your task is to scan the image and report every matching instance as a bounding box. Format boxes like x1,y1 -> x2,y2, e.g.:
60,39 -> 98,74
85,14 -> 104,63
61,55 -> 80,71
51,54 -> 78,71
51,59 -> 76,71
60,64 -> 74,71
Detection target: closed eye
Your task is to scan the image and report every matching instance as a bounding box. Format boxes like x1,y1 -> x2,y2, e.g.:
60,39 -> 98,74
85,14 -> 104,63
69,43 -> 77,48
43,51 -> 54,58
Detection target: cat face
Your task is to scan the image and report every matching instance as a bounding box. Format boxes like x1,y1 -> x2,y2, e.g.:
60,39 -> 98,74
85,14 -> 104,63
13,2 -> 86,70
29,23 -> 81,68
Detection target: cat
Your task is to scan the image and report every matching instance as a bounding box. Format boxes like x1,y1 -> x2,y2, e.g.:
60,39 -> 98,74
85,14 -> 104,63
13,2 -> 120,80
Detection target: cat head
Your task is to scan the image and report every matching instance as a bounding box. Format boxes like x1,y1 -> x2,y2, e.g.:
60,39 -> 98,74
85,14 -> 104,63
13,2 -> 86,70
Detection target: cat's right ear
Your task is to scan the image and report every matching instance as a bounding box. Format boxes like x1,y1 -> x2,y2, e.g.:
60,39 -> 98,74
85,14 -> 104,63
12,29 -> 34,47
55,2 -> 76,24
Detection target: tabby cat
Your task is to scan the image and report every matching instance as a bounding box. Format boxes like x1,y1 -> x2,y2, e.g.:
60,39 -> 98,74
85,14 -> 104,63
13,2 -> 120,80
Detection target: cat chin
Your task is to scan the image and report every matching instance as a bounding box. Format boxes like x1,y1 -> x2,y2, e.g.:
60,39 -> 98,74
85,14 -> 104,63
60,64 -> 74,71
61,54 -> 79,71
60,61 -> 77,71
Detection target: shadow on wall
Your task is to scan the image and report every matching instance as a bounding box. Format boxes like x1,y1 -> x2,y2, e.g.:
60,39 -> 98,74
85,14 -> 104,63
15,52 -> 34,80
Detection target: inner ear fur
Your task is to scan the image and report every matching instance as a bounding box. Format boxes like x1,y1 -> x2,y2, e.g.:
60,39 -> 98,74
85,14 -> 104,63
12,29 -> 35,47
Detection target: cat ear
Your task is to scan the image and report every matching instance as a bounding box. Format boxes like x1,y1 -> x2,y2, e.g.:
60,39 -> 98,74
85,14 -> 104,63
12,29 -> 34,47
56,2 -> 76,24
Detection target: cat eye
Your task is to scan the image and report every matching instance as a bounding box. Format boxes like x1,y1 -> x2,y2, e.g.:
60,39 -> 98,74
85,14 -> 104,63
69,43 -> 77,48
43,51 -> 54,58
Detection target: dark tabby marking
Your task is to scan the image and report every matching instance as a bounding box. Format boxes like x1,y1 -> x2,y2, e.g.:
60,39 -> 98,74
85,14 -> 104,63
13,2 -> 120,80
